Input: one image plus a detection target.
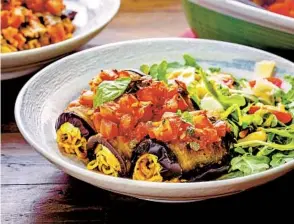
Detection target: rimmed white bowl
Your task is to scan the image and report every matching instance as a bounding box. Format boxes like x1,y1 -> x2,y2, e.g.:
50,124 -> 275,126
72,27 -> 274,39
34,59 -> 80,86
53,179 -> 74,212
1,0 -> 120,80
15,38 -> 294,203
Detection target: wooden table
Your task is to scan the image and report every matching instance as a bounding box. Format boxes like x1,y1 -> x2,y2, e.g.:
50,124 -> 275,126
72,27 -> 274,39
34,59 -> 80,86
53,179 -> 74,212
1,0 -> 293,223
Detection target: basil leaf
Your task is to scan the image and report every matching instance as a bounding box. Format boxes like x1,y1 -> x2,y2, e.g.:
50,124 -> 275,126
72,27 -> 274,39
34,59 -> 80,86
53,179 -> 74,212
93,77 -> 131,108
149,64 -> 158,79
140,64 -> 150,75
157,60 -> 168,83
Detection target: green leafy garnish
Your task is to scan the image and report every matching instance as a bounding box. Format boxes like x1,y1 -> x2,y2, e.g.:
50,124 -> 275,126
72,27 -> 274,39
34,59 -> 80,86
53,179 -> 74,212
218,171 -> 244,180
140,64 -> 150,75
234,138 -> 294,151
177,110 -> 193,124
230,154 -> 270,175
270,151 -> 294,167
93,77 -> 131,108
183,54 -> 200,69
200,69 -> 246,109
209,67 -> 221,73
157,60 -> 168,83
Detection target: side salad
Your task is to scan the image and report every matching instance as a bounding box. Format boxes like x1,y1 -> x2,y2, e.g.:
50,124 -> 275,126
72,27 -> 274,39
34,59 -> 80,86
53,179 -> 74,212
139,55 -> 294,179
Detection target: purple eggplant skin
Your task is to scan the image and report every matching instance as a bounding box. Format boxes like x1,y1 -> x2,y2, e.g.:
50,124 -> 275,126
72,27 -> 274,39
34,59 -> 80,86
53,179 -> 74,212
61,10 -> 78,20
186,165 -> 230,182
55,112 -> 96,139
131,139 -> 182,180
87,134 -> 127,176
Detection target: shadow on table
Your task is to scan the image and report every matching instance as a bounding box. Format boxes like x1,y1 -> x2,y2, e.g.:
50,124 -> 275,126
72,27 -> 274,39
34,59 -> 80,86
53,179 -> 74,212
31,170 -> 293,223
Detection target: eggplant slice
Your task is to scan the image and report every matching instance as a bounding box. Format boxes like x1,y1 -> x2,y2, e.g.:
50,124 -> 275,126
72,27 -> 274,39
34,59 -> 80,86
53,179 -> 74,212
55,107 -> 96,159
131,139 -> 182,182
86,134 -> 127,177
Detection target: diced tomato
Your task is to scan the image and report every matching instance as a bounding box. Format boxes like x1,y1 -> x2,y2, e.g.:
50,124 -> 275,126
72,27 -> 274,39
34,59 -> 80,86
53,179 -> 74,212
118,94 -> 138,114
134,101 -> 153,122
100,119 -> 118,139
117,70 -> 130,78
249,80 -> 256,88
10,8 -> 25,28
167,85 -> 179,98
271,110 -> 292,124
93,112 -> 102,132
1,11 -> 10,29
79,90 -> 94,107
249,77 -> 283,88
136,82 -> 167,105
267,2 -> 291,16
163,94 -> 189,113
134,122 -> 149,141
266,77 -> 283,88
249,105 -> 292,124
45,0 -> 65,15
248,105 -> 260,114
119,114 -> 137,136
99,102 -> 120,123
193,114 -> 213,129
99,70 -> 118,81
213,121 -> 228,137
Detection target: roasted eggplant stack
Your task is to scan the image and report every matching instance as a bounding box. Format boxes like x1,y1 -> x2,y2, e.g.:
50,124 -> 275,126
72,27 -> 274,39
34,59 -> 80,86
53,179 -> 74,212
55,106 -> 96,160
55,69 -> 232,182
131,139 -> 182,182
86,134 -> 128,177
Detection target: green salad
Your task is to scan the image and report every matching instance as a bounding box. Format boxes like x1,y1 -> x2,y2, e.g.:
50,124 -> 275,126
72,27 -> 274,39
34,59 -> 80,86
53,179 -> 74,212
139,54 -> 294,179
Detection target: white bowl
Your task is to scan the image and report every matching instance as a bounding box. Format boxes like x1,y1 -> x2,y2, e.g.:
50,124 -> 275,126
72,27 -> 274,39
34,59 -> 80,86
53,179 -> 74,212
15,38 -> 294,203
1,0 -> 120,80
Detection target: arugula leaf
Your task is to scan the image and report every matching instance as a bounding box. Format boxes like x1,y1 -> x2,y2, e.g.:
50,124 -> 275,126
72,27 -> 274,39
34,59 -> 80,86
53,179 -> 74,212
270,151 -> 294,167
200,69 -> 246,109
93,77 -> 131,108
260,125 -> 294,138
234,138 -> 294,151
187,81 -> 201,109
230,154 -> 270,175
234,147 -> 246,154
209,67 -> 221,73
218,171 -> 244,180
183,54 -> 200,69
257,146 -> 275,156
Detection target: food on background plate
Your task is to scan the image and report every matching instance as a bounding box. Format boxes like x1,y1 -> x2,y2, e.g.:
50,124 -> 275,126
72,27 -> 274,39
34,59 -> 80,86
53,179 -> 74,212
55,54 -> 294,182
1,0 -> 77,53
251,0 -> 294,18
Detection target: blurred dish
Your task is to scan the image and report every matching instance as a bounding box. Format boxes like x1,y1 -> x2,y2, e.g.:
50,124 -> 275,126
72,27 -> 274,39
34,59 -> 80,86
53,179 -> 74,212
1,0 -> 77,53
1,0 -> 120,80
251,0 -> 294,18
182,0 -> 294,51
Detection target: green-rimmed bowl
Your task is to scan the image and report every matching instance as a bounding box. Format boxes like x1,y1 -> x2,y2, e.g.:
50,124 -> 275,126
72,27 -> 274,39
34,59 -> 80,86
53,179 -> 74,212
182,0 -> 294,51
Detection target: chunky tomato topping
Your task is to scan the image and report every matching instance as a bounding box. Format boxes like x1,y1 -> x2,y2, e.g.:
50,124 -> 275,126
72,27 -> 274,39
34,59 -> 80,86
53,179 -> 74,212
87,73 -> 229,148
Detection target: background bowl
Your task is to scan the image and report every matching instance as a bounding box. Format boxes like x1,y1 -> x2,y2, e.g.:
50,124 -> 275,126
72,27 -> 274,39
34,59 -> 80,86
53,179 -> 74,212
15,38 -> 294,203
1,0 -> 120,80
182,0 -> 294,51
